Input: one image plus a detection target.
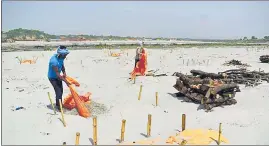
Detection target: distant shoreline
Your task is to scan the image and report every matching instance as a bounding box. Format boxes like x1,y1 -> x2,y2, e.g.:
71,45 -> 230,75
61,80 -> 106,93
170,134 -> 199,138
2,40 -> 269,52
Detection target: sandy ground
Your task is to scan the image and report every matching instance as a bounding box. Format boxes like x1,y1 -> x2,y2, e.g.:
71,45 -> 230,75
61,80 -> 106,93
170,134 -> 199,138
2,47 -> 269,145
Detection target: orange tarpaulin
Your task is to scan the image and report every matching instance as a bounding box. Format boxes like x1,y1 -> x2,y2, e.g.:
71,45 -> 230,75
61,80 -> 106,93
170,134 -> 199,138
62,76 -> 91,118
130,48 -> 148,80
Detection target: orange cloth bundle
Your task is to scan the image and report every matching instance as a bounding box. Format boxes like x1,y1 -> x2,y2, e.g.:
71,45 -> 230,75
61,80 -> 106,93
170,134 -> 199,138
63,92 -> 92,110
65,76 -> 80,87
111,53 -> 121,57
130,48 -> 148,80
69,86 -> 91,118
62,76 -> 91,118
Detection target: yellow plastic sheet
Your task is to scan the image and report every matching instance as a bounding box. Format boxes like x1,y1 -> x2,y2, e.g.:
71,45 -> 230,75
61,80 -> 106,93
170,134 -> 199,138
117,128 -> 229,145
167,129 -> 229,145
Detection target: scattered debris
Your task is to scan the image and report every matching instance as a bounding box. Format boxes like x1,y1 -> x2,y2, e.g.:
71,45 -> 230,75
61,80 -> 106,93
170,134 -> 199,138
129,69 -> 168,78
19,89 -> 24,92
40,132 -> 50,135
223,59 -> 251,67
43,87 -> 49,89
12,106 -> 25,111
260,55 -> 269,63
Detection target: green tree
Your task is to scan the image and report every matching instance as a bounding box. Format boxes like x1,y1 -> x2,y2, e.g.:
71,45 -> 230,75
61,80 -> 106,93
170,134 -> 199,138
264,36 -> 269,40
251,36 -> 257,40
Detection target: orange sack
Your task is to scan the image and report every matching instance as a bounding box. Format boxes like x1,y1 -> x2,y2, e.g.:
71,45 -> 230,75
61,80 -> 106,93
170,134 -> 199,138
130,48 -> 148,80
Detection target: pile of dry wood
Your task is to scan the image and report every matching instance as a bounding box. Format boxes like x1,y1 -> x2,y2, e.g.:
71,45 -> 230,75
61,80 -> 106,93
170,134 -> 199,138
260,55 -> 269,63
172,69 -> 269,111
223,59 -> 250,67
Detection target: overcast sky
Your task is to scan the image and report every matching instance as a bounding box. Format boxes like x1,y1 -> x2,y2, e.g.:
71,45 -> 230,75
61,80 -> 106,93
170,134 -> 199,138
2,1 -> 269,39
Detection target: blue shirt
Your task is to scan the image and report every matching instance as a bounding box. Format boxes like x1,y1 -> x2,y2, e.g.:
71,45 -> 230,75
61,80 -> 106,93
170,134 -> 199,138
48,54 -> 64,79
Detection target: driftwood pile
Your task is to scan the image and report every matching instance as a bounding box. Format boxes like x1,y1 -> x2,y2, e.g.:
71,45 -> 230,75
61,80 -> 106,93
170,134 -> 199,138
172,69 -> 269,111
223,59 -> 250,67
173,72 -> 240,111
191,69 -> 269,86
260,55 -> 269,63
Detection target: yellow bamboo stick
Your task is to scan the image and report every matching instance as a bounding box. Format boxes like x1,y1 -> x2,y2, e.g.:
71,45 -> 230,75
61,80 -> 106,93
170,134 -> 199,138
138,85 -> 142,100
59,99 -> 66,127
181,140 -> 187,145
155,92 -> 158,106
75,132 -> 80,145
147,114 -> 152,137
218,123 -> 222,145
47,92 -> 56,114
93,117 -> 97,145
120,119 -> 126,142
182,114 -> 186,131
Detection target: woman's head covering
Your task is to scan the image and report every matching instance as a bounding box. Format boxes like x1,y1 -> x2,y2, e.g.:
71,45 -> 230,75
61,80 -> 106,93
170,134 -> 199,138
57,45 -> 70,55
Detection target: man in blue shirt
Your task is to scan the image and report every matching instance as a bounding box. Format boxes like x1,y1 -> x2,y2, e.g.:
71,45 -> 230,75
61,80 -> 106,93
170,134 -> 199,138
48,45 -> 71,110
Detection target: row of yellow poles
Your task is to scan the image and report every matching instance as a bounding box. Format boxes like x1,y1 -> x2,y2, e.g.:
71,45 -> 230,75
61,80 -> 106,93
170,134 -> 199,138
62,114 -> 222,145
48,87 -> 222,145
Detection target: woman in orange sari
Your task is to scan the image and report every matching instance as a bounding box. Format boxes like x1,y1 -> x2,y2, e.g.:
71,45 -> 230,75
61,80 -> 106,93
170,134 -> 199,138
131,48 -> 147,79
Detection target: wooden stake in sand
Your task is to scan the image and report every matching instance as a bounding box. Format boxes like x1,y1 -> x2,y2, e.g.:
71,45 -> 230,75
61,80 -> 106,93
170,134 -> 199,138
181,140 -> 187,145
182,114 -> 186,131
47,92 -> 56,114
59,99 -> 66,127
218,123 -> 222,145
138,85 -> 143,100
133,76 -> 136,84
93,117 -> 98,145
147,114 -> 152,137
155,92 -> 158,106
120,119 -> 126,143
75,132 -> 80,145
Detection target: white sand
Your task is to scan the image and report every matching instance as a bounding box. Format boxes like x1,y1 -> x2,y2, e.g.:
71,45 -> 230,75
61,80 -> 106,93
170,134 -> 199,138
2,47 -> 269,145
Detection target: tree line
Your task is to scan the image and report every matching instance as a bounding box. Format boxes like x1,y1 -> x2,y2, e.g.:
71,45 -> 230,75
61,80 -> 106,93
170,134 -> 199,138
2,28 -> 269,43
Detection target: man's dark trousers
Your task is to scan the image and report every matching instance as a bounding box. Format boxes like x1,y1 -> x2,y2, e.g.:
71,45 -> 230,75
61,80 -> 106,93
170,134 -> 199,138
49,78 -> 63,107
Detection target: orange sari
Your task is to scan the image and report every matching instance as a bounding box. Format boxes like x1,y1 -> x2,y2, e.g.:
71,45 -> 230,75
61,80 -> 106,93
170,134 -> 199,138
131,48 -> 148,79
